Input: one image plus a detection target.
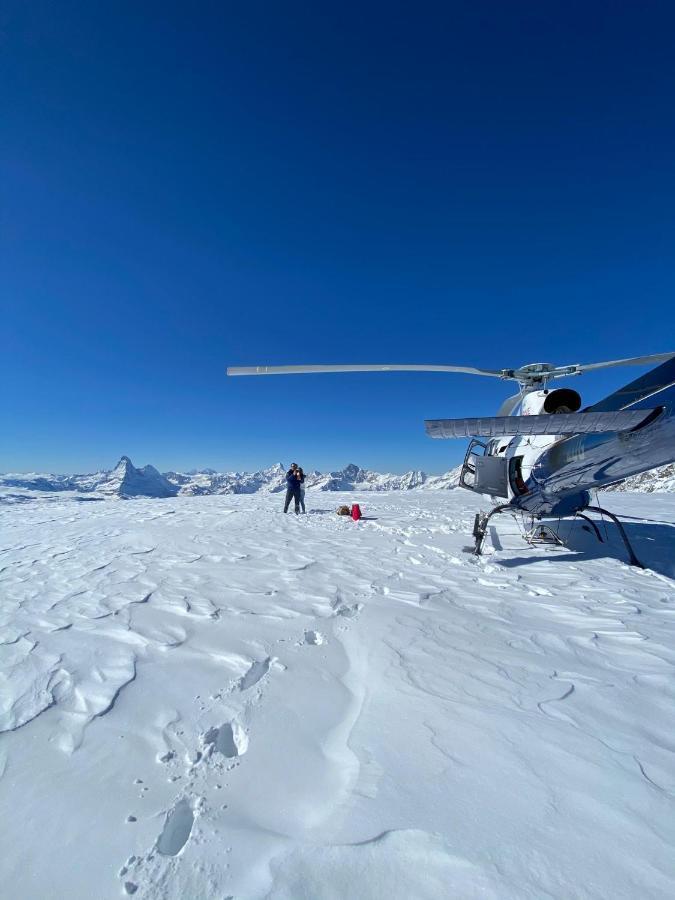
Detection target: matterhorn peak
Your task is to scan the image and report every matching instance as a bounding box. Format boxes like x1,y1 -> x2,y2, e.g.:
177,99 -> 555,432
265,462 -> 286,475
99,455 -> 177,498
113,455 -> 133,470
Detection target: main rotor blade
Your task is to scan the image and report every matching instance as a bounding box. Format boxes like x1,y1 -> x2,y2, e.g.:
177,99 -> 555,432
571,351 -> 675,374
227,364 -> 504,377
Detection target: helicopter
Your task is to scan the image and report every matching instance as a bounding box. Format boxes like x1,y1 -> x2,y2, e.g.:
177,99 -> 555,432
227,352 -> 675,567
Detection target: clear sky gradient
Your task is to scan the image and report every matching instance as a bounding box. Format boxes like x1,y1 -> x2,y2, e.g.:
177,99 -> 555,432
3,2 -> 675,474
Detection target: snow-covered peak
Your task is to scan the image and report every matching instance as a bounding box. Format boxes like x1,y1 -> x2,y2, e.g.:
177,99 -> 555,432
422,467 -> 463,490
260,463 -> 286,478
1,459 -> 462,498
96,457 -> 177,498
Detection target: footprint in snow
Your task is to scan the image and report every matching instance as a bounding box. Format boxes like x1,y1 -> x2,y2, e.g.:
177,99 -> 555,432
235,657 -> 271,691
330,596 -> 363,619
157,798 -> 195,857
203,721 -> 248,758
157,749 -> 176,764
304,630 -> 326,646
117,797 -> 199,894
335,603 -> 362,619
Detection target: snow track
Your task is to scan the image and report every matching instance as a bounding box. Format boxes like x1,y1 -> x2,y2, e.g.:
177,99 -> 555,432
0,490 -> 674,898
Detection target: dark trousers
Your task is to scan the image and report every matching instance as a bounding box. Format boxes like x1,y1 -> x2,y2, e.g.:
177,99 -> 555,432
284,487 -> 301,513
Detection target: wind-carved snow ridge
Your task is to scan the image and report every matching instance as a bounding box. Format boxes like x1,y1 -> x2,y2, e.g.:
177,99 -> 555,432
266,829 -> 502,899
0,458 -> 461,499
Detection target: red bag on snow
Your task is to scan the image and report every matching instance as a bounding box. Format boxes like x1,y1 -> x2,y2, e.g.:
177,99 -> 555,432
351,504 -> 362,521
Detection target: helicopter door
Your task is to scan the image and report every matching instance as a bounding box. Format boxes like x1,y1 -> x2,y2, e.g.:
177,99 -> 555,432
459,439 -> 509,498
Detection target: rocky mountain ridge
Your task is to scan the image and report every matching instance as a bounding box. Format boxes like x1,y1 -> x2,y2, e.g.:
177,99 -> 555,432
604,462 -> 675,493
0,457 -> 461,499
4,456 -> 674,499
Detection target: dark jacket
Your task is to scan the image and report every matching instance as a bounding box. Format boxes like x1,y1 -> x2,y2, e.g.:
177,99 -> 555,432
286,469 -> 301,492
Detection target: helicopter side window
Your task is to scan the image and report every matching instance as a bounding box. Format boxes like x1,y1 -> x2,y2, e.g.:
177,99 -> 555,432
459,438 -> 487,490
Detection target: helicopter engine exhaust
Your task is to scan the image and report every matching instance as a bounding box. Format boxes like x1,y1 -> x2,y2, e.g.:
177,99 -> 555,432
543,388 -> 582,414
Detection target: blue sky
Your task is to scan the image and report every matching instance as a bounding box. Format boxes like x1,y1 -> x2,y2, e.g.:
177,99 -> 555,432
3,2 -> 675,474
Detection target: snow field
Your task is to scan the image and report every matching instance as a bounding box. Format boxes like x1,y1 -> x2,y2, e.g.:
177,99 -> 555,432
0,490 -> 674,898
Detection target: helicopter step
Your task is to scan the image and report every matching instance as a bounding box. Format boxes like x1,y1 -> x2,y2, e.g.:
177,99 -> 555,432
524,522 -> 565,547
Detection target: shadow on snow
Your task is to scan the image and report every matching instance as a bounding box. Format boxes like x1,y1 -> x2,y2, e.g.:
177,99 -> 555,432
495,519 -> 675,581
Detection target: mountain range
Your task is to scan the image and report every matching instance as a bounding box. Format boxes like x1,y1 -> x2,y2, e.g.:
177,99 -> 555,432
604,462 -> 675,493
2,456 -> 673,500
0,456 -> 461,499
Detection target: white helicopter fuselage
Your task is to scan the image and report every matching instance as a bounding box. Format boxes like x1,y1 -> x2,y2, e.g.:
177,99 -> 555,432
474,390 -> 568,503
504,390 -> 559,486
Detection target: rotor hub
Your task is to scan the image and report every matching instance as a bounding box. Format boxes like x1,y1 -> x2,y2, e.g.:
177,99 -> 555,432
501,362 -> 581,388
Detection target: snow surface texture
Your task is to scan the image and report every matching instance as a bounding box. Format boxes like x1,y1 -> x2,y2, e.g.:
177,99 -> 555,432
0,456 -> 460,499
1,491 -> 674,899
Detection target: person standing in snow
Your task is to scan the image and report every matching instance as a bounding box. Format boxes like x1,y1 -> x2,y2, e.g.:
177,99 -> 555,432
296,466 -> 306,513
284,463 -> 302,514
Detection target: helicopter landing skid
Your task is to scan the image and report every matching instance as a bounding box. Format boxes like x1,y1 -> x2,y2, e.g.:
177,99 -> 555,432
575,512 -> 604,543
585,506 -> 645,568
472,504 -> 513,555
472,503 -> 645,568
